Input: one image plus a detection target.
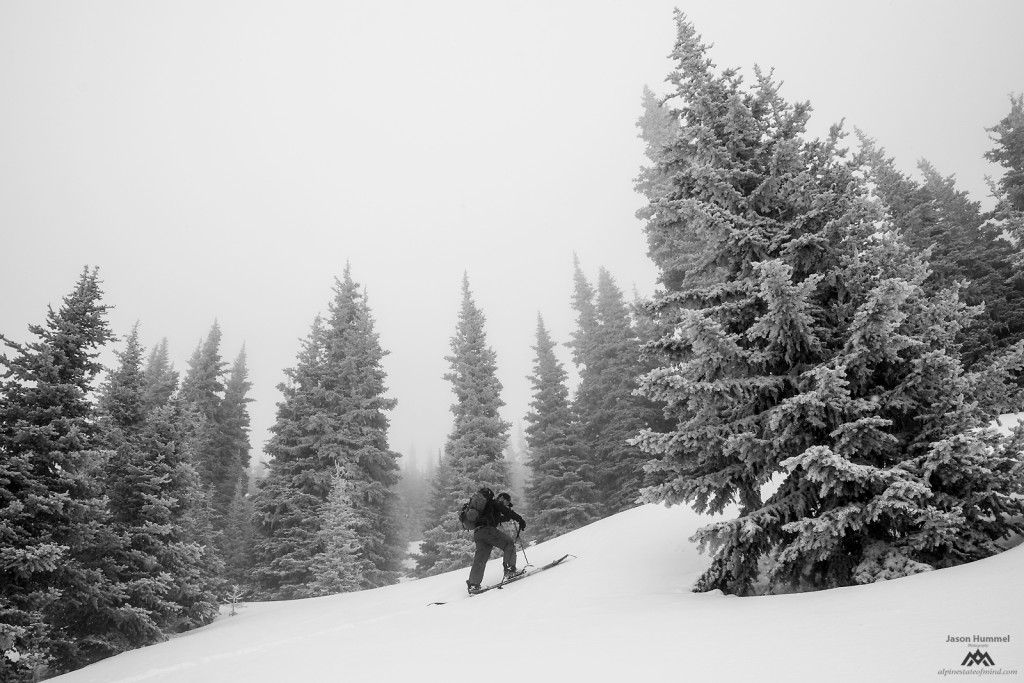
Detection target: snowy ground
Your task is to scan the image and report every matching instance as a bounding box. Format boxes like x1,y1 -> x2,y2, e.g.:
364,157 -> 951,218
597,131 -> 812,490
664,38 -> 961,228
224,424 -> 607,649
51,502 -> 1023,682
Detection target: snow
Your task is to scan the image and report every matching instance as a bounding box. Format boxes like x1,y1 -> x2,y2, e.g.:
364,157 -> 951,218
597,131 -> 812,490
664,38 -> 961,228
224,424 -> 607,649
52,503 -> 1024,682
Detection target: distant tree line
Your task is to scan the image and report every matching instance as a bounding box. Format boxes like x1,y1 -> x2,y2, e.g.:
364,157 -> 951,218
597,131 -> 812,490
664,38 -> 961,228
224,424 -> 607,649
4,9 -> 1024,680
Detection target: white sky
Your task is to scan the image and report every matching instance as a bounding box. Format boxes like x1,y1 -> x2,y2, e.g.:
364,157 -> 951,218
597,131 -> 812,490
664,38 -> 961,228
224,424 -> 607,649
2,1 -> 1022,465
50,500 -> 1024,682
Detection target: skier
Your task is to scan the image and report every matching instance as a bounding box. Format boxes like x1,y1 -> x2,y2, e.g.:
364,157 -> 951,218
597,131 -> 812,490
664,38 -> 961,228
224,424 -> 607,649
466,490 -> 527,594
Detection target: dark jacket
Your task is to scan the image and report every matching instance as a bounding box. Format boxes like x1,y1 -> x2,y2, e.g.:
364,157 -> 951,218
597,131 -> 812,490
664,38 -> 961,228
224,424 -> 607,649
480,498 -> 525,530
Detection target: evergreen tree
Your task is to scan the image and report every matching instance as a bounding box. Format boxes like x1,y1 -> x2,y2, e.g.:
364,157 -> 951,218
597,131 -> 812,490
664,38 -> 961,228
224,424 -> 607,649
986,93 -> 1024,213
395,448 -> 431,548
177,324 -> 254,562
414,455 -> 460,575
250,318 -> 329,599
222,478 -> 255,588
986,95 -> 1024,311
145,398 -> 224,628
857,135 -> 1024,369
319,269 -> 402,588
633,13 -> 1024,596
180,322 -> 239,525
100,339 -> 222,637
97,325 -> 176,641
142,338 -> 178,413
99,323 -> 149,430
251,269 -> 402,597
179,323 -> 226,425
568,255 -> 599,369
309,465 -> 374,594
0,268 -> 139,678
569,264 -> 666,516
524,315 -> 598,542
417,276 -> 511,576
221,347 -> 253,502
635,85 -> 707,291
96,326 -> 221,633
219,347 -> 255,582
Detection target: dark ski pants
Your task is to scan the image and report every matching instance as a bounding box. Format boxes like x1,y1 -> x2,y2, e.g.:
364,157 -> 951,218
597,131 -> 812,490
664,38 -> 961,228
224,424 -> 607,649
468,525 -> 517,586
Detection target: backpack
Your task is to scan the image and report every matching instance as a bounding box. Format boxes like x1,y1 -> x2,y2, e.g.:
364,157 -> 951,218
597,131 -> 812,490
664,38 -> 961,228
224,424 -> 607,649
458,488 -> 492,530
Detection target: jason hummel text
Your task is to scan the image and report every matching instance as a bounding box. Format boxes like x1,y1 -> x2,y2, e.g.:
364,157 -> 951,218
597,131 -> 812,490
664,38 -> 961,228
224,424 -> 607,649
946,636 -> 1011,643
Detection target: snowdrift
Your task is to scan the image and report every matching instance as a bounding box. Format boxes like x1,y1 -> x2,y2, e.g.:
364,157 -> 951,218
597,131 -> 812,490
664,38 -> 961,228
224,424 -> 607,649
53,503 -> 1024,682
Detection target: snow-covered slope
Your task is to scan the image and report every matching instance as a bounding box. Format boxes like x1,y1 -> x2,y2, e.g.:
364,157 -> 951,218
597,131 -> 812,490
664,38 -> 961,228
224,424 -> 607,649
53,503 -> 1024,682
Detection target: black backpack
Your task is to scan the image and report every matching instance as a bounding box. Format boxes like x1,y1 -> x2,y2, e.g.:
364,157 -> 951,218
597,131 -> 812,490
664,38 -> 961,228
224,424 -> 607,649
458,488 -> 492,530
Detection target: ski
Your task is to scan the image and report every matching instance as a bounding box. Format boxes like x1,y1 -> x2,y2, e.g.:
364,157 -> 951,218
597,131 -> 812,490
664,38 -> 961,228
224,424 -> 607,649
428,554 -> 573,605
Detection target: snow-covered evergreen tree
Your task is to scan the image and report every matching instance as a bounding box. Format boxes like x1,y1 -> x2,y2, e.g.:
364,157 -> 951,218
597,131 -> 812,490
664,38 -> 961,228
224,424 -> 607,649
985,96 -> 1024,332
417,276 -> 511,576
569,263 -> 666,516
0,268 -> 137,678
524,315 -> 599,542
250,318 -> 330,599
251,269 -> 401,597
141,337 -> 178,414
98,325 -> 220,640
857,134 -> 1024,371
633,13 -> 1024,596
567,255 -> 599,370
178,324 -> 228,525
986,93 -> 1024,213
222,477 -> 255,588
309,465 -> 374,594
319,269 -> 402,588
219,347 -> 255,582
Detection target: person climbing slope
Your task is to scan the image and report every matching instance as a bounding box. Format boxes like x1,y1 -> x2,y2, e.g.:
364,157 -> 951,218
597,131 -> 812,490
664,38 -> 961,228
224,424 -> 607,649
465,489 -> 526,594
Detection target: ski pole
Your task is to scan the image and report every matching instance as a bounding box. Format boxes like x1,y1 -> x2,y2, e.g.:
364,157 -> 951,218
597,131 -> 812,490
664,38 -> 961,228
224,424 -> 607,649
517,528 -> 531,567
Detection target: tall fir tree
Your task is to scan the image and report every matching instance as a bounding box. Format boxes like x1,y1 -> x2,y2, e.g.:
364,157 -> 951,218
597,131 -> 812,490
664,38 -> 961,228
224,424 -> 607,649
857,134 -> 1024,370
179,322 -> 236,523
417,275 -> 511,576
319,269 -> 402,589
98,325 -> 220,637
986,93 -> 1024,213
523,315 -> 598,542
414,454 -> 459,574
250,317 -> 328,599
309,464 -> 375,594
142,338 -> 178,414
219,347 -> 255,583
222,478 -> 255,588
633,13 -> 1024,596
251,269 -> 402,597
635,85 -> 707,291
221,347 -> 253,503
177,323 -> 254,570
986,95 -> 1024,314
179,323 -> 226,425
96,326 -> 176,642
0,268 -> 137,679
569,263 -> 666,516
568,254 -> 599,369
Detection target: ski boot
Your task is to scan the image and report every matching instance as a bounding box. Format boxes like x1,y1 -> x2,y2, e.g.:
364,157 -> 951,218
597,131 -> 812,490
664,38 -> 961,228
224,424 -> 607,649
503,566 -> 525,582
466,581 -> 482,595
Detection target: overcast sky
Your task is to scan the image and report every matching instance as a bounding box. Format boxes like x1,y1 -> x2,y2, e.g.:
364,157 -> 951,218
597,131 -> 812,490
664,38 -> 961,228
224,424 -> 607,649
2,1 -> 1022,468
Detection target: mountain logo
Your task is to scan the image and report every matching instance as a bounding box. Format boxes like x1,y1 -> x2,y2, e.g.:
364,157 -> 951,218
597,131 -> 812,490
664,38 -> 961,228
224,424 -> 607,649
961,650 -> 995,667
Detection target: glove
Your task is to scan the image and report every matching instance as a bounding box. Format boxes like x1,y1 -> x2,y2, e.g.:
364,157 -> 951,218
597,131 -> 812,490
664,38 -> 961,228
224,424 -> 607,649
519,522 -> 527,532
